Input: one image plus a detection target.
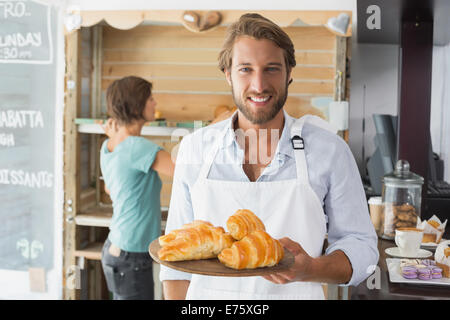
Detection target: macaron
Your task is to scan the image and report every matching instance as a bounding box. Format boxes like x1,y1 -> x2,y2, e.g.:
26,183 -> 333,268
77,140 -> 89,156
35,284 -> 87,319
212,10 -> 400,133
431,267 -> 443,279
422,259 -> 436,266
418,268 -> 432,280
402,266 -> 418,279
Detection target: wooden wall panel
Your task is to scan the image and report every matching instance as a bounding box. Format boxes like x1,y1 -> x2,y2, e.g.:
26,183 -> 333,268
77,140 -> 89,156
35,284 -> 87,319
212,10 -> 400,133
103,26 -> 335,50
103,26 -> 226,49
103,64 -> 334,81
103,64 -> 224,78
295,52 -> 334,66
146,94 -> 314,121
284,27 -> 336,50
102,78 -> 229,92
101,25 -> 336,107
101,78 -> 333,95
103,49 -> 220,64
152,93 -> 233,120
103,49 -> 334,66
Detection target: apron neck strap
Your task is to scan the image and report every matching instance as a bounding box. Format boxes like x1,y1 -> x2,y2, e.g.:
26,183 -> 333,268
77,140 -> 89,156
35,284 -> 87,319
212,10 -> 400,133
199,115 -> 317,184
198,124 -> 229,179
290,117 -> 310,184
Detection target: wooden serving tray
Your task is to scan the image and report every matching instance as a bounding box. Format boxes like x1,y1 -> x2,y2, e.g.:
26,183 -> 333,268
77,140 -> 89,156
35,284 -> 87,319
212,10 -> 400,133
149,239 -> 295,277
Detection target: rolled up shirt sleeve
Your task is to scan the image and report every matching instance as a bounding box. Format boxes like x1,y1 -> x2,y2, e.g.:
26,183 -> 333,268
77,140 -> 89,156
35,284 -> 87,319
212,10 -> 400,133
323,138 -> 379,287
159,135 -> 196,282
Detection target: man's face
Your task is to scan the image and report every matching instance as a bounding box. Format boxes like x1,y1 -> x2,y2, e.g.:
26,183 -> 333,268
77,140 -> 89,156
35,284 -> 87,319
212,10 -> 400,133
225,36 -> 291,125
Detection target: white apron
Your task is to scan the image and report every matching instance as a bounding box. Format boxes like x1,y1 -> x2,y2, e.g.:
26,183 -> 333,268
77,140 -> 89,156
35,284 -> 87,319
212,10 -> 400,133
186,115 -> 330,300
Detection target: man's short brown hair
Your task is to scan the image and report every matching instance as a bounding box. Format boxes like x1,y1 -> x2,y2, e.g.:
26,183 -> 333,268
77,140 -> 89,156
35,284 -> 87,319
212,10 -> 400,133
106,76 -> 152,125
218,13 -> 296,73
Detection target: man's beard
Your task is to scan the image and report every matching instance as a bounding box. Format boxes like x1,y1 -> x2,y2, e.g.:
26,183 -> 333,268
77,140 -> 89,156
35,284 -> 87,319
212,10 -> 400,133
231,80 -> 289,125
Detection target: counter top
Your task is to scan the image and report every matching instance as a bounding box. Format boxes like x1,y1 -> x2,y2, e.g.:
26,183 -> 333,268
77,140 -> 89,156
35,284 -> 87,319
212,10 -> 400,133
351,238 -> 450,300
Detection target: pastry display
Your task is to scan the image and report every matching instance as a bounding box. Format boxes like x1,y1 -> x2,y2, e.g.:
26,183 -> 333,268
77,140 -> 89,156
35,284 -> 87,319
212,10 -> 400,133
218,230 -> 284,269
418,215 -> 447,244
434,240 -> 450,278
226,209 -> 266,241
158,223 -> 235,261
156,209 -> 285,271
399,259 -> 443,280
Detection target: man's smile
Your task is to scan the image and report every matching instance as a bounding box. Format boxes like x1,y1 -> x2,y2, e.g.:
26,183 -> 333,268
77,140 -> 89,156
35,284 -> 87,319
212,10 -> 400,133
247,95 -> 273,106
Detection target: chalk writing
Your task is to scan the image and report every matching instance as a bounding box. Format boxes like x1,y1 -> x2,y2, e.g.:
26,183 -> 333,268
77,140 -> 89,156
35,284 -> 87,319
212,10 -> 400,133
0,133 -> 15,146
15,238 -> 44,259
0,110 -> 44,128
0,169 -> 53,188
0,0 -> 52,64
0,32 -> 42,47
0,1 -> 29,19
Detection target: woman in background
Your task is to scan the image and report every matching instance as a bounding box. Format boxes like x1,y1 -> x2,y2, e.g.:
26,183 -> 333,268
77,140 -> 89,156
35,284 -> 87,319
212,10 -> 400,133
100,76 -> 174,300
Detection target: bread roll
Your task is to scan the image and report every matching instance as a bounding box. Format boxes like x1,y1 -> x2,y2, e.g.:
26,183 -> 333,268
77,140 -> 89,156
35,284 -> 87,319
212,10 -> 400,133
159,220 -> 213,246
158,223 -> 235,261
227,209 -> 266,241
218,230 -> 284,269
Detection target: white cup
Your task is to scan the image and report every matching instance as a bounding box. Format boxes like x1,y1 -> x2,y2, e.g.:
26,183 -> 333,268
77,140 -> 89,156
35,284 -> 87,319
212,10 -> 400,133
328,101 -> 349,130
394,227 -> 424,257
368,197 -> 383,237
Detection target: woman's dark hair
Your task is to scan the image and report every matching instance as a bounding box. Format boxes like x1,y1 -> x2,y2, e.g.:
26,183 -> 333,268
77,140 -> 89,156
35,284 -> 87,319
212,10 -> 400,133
106,76 -> 152,125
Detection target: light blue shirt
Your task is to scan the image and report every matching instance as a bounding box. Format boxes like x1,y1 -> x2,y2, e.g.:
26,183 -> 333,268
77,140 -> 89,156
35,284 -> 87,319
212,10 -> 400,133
161,110 -> 379,287
100,136 -> 162,252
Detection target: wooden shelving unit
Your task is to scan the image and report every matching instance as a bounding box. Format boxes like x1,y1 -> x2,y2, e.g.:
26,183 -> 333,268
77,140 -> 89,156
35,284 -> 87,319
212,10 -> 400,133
75,206 -> 112,227
75,118 -> 208,136
74,242 -> 104,261
63,28 -> 185,299
75,205 -> 168,230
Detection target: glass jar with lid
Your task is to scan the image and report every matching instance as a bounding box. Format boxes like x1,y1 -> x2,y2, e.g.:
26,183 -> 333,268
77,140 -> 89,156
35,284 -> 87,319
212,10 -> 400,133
380,160 -> 424,240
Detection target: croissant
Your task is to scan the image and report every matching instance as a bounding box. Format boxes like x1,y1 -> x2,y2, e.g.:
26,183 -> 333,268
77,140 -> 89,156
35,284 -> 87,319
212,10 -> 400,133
159,220 -> 213,246
227,209 -> 266,241
218,230 -> 284,269
158,223 -> 235,261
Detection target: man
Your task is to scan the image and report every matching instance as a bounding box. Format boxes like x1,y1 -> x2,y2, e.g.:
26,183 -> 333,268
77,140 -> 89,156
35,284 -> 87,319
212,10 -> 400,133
160,13 -> 378,300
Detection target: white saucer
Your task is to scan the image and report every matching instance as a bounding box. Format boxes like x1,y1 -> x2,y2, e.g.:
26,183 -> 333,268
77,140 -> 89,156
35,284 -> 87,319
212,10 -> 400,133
385,247 -> 433,259
421,238 -> 447,250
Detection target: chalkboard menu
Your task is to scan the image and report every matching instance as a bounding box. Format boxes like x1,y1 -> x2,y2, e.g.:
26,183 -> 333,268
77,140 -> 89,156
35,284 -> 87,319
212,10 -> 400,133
0,0 -> 58,274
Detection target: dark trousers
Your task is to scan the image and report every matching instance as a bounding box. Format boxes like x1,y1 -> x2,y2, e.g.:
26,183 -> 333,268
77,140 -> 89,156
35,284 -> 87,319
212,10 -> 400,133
101,239 -> 154,300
